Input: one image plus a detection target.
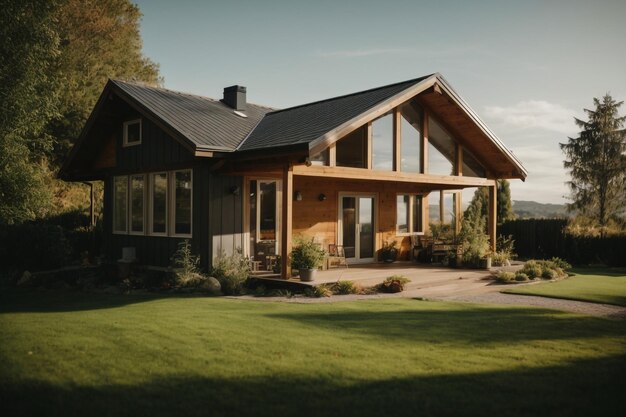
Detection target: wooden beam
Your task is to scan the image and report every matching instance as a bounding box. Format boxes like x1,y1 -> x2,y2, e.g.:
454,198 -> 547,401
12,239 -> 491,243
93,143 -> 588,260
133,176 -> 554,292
281,165 -> 293,279
329,143 -> 336,167
454,192 -> 461,235
488,184 -> 497,252
421,110 -> 429,174
366,122 -> 372,170
423,194 -> 430,234
439,191 -> 445,223
292,165 -> 496,187
194,150 -> 214,157
393,108 -> 401,171
455,143 -> 463,176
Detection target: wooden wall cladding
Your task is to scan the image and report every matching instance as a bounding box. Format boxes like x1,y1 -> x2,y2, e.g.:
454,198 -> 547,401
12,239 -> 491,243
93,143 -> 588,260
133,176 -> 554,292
292,176 -> 431,260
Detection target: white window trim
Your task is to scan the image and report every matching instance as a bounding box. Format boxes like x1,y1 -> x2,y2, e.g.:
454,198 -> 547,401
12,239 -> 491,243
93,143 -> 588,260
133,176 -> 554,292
396,193 -> 425,237
170,169 -> 193,238
113,175 -> 129,234
129,174 -> 146,235
149,172 -> 169,237
123,119 -> 142,147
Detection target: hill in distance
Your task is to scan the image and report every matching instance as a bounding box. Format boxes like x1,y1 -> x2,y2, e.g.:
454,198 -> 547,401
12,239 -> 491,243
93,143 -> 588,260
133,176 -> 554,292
512,200 -> 570,219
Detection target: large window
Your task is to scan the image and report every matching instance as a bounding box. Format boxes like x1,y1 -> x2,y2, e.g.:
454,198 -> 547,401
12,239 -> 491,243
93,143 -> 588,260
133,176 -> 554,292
428,117 -> 455,175
151,173 -> 168,235
371,113 -> 394,171
400,102 -> 422,173
336,126 -> 367,168
396,194 -> 424,235
113,176 -> 128,233
173,170 -> 192,236
130,175 -> 145,233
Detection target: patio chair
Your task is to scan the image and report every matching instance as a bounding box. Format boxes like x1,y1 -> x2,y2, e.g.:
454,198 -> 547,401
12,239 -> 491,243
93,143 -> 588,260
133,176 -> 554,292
327,244 -> 348,269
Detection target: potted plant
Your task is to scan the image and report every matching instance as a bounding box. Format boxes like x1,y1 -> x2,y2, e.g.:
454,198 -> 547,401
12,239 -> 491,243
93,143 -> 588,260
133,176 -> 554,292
290,238 -> 325,281
380,240 -> 399,263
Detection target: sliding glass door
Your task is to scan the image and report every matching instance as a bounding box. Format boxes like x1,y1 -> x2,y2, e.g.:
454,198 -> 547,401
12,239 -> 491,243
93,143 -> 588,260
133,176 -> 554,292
339,194 -> 375,263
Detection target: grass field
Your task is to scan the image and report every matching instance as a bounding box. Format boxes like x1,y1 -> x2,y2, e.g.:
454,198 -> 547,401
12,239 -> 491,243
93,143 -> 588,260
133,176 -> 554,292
505,268 -> 626,306
1,289 -> 625,417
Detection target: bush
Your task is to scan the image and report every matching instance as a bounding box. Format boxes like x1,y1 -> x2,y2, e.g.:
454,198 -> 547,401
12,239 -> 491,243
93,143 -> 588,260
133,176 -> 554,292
521,261 -> 543,279
494,271 -> 515,283
379,275 -> 411,293
211,249 -> 250,295
492,235 -> 516,266
170,240 -> 205,288
304,285 -> 332,298
549,257 -> 571,271
331,280 -> 359,295
541,269 -> 558,280
514,272 -> 529,282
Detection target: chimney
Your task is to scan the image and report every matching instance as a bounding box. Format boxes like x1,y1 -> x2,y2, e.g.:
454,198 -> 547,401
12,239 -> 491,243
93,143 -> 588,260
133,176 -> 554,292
222,85 -> 246,111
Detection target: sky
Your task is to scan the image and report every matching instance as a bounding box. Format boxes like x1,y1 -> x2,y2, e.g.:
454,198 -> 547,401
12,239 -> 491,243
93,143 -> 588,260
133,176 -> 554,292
134,0 -> 626,204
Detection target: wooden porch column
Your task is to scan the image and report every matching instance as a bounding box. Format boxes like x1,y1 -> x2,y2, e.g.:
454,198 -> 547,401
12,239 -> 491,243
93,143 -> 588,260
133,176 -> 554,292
454,192 -> 462,235
281,164 -> 293,279
393,108 -> 401,171
488,183 -> 497,252
420,111 -> 429,174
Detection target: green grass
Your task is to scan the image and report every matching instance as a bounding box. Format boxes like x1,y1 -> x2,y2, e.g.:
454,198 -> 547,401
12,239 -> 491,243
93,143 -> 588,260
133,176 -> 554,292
504,267 -> 626,306
1,289 -> 625,417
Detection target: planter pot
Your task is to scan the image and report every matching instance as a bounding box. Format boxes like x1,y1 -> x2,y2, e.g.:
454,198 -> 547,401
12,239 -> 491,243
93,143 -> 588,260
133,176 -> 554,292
381,248 -> 398,263
299,268 -> 317,282
480,257 -> 492,269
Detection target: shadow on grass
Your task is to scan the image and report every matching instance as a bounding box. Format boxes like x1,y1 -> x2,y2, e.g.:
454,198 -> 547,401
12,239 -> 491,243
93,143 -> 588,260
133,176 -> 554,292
571,267 -> 626,277
0,288 -> 210,313
1,355 -> 624,417
269,305 -> 625,344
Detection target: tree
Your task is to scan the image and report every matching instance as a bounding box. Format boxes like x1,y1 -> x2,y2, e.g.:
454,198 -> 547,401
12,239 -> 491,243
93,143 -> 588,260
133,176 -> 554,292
48,0 -> 161,166
463,180 -> 515,231
560,94 -> 626,234
0,0 -> 60,224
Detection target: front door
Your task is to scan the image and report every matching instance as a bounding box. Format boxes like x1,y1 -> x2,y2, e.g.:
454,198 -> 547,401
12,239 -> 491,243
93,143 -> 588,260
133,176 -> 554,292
339,195 -> 375,263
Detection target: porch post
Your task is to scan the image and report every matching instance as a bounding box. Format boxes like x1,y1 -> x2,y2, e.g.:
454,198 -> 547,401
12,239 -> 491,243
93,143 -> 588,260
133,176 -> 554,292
281,164 -> 293,279
488,183 -> 497,252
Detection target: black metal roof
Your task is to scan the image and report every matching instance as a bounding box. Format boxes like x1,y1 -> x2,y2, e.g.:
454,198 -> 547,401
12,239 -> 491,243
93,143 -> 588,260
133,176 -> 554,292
111,80 -> 272,151
239,75 -> 432,151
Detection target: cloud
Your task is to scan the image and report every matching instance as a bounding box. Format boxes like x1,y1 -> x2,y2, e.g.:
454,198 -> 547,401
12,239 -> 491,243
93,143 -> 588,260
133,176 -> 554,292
484,100 -> 578,134
315,48 -> 412,58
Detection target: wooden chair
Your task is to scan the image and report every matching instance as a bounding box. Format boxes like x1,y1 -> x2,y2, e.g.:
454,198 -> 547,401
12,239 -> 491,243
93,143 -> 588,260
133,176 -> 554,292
327,244 -> 348,269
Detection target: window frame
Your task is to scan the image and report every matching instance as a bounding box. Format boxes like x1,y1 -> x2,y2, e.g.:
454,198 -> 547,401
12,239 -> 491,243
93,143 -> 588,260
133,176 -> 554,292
395,194 -> 425,237
170,169 -> 193,238
112,175 -> 129,234
149,172 -> 169,237
128,174 -> 146,235
123,119 -> 142,147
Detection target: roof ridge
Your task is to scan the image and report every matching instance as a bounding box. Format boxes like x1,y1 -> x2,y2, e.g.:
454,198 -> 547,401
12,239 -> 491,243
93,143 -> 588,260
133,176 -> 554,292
264,74 -> 434,116
109,79 -> 276,111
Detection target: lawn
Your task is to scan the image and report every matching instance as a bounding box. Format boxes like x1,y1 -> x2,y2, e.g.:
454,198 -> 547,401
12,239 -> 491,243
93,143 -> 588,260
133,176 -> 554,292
505,267 -> 626,307
1,290 -> 624,417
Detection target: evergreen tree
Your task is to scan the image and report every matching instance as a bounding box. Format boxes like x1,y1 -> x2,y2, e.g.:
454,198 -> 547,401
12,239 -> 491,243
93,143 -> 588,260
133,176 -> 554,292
497,179 -> 515,223
560,94 -> 626,233
463,179 -> 515,231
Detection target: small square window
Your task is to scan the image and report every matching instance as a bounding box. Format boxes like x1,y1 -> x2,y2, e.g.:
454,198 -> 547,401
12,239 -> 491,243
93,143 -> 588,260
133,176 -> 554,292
123,119 -> 142,146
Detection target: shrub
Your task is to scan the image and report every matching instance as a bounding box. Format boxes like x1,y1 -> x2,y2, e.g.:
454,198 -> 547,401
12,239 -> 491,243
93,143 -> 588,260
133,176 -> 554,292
541,269 -> 558,280
379,275 -> 411,293
170,240 -> 205,288
304,285 -> 332,298
331,280 -> 359,295
494,271 -> 515,283
211,248 -> 250,295
492,235 -> 516,266
521,261 -> 543,279
514,272 -> 529,282
549,257 -> 571,271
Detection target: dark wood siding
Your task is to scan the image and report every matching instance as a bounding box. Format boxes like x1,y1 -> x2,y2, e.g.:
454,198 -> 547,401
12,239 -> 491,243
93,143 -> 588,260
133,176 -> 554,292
208,174 -> 244,262
116,118 -> 194,173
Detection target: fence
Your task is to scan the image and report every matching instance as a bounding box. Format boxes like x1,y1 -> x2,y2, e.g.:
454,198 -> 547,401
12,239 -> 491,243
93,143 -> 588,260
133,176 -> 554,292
499,219 -> 626,266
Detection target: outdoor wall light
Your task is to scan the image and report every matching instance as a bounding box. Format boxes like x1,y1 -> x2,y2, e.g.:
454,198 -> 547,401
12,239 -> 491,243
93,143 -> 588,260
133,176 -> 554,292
318,193 -> 327,201
294,191 -> 303,201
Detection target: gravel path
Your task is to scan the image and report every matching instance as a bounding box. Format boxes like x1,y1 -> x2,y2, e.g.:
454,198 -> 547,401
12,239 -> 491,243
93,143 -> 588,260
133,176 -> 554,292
434,292 -> 626,319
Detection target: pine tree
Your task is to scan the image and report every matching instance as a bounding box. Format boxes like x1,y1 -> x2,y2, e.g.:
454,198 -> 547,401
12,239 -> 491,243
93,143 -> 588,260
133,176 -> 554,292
463,180 -> 515,231
560,94 -> 626,234
497,179 -> 515,223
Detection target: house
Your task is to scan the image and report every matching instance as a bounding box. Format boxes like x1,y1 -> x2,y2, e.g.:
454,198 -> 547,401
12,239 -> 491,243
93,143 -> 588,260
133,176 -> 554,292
60,73 -> 527,278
